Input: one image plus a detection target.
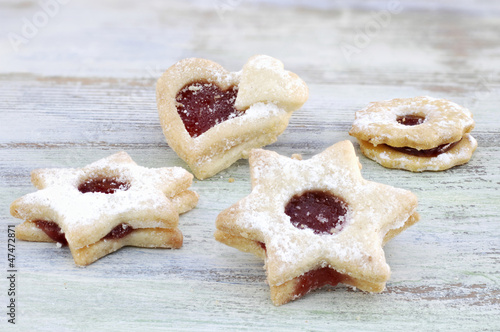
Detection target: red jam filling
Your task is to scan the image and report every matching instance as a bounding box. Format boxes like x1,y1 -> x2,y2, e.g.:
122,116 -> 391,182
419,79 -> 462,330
103,223 -> 134,240
397,114 -> 425,126
176,82 -> 242,138
295,267 -> 345,298
285,191 -> 348,235
35,220 -> 67,245
78,177 -> 130,194
389,139 -> 460,158
35,221 -> 134,245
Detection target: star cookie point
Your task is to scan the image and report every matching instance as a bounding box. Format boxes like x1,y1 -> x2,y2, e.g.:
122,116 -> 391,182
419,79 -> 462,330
11,151 -> 198,266
215,141 -> 419,305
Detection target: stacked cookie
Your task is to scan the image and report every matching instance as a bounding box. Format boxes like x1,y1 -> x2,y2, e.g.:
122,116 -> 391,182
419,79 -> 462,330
349,96 -> 477,171
11,152 -> 198,266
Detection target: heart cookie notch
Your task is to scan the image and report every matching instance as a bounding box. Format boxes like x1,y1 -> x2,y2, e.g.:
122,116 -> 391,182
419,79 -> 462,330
156,55 -> 308,179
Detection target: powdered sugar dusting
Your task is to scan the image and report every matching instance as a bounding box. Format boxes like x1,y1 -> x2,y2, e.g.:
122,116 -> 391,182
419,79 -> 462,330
235,55 -> 308,113
158,55 -> 307,179
242,102 -> 284,119
350,96 -> 475,148
13,152 -> 193,248
224,141 -> 418,285
247,55 -> 302,91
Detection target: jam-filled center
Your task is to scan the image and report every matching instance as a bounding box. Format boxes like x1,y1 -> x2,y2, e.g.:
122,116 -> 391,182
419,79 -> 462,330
176,82 -> 243,138
389,139 -> 460,158
285,191 -> 348,235
397,114 -> 426,126
35,220 -> 67,245
103,223 -> 134,240
35,221 -> 134,245
78,177 -> 130,194
295,267 -> 345,298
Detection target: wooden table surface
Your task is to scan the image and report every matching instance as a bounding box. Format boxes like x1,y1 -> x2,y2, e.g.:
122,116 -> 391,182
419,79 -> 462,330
1,0 -> 499,331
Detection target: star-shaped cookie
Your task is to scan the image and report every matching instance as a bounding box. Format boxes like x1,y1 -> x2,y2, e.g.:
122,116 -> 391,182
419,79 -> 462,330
156,55 -> 308,179
11,151 -> 198,266
215,141 -> 419,305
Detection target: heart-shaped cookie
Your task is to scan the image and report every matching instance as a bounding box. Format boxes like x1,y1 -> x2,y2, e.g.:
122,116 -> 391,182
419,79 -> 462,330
156,55 -> 308,179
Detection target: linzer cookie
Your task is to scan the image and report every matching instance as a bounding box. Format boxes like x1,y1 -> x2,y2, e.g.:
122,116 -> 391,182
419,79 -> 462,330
156,55 -> 308,179
10,151 -> 198,266
349,96 -> 477,171
215,141 -> 419,305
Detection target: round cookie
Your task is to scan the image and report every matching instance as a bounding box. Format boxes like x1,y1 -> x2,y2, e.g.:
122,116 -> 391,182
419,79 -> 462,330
349,96 -> 477,172
358,134 -> 477,172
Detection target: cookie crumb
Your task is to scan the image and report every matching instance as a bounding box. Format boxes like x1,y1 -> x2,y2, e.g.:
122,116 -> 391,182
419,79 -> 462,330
228,178 -> 235,183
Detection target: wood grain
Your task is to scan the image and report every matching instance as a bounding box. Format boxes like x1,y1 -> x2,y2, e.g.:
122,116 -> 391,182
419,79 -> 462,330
1,1 -> 499,331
